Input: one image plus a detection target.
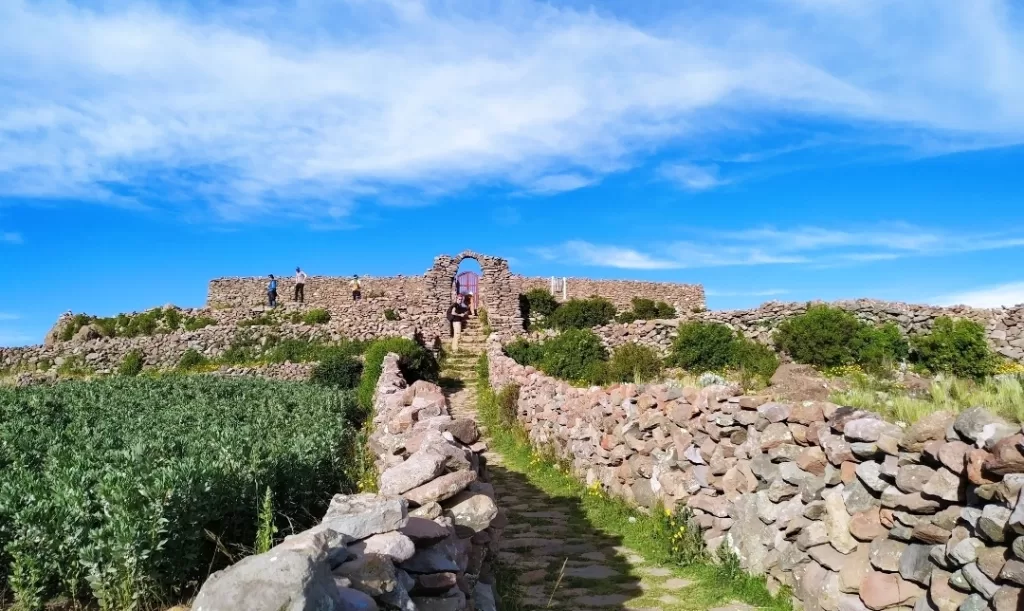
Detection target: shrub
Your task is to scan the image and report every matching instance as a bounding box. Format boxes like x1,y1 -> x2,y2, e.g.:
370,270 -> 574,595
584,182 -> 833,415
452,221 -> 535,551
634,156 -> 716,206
538,329 -> 607,383
183,315 -> 216,331
357,338 -> 438,414
0,377 -> 355,610
384,309 -> 400,321
732,338 -> 780,384
669,321 -> 737,371
546,297 -> 616,330
311,354 -> 363,390
617,297 -> 676,323
774,305 -> 910,370
497,384 -> 520,425
520,288 -> 560,319
504,338 -> 545,367
303,309 -> 331,325
59,314 -> 94,341
855,322 -> 910,372
606,343 -> 664,383
163,308 -> 182,330
911,317 -> 997,380
117,350 -> 144,376
177,348 -> 209,371
239,313 -> 278,327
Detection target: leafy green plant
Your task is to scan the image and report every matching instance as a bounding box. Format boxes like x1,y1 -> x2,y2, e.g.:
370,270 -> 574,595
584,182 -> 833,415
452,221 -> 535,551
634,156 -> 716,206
520,288 -> 560,320
478,308 -> 491,335
117,350 -> 144,377
239,313 -> 278,327
183,315 -> 216,332
732,338 -> 780,385
504,338 -> 546,367
254,487 -> 277,554
383,309 -> 400,321
302,309 -> 331,325
669,321 -> 737,371
311,354 -> 363,390
163,308 -> 183,331
176,348 -> 209,371
496,383 -> 520,425
0,377 -> 356,609
911,316 -> 997,380
774,305 -> 909,370
546,297 -> 616,330
56,355 -> 92,377
538,329 -> 608,383
606,343 -> 664,383
616,297 -> 676,323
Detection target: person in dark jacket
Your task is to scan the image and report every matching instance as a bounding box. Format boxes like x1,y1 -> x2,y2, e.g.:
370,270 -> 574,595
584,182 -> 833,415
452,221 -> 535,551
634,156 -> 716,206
446,295 -> 470,337
267,274 -> 278,307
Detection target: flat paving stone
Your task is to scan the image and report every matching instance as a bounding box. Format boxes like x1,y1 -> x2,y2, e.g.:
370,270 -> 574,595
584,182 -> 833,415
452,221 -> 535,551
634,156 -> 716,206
709,603 -> 757,611
638,567 -> 673,577
565,565 -> 620,579
572,594 -> 634,606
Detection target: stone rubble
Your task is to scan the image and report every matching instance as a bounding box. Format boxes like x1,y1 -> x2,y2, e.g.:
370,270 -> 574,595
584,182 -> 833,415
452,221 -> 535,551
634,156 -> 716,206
488,333 -> 1024,611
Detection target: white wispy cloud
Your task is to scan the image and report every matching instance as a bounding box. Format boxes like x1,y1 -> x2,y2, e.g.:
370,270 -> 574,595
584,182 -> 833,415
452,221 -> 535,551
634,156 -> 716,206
535,223 -> 1024,269
1,1 -> 1023,218
936,282 -> 1024,308
705,289 -> 789,297
659,163 -> 728,191
1,232 -> 23,244
0,313 -> 19,321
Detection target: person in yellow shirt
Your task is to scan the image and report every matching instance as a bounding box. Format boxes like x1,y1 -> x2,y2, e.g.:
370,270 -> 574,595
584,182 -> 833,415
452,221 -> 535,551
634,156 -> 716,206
350,275 -> 361,301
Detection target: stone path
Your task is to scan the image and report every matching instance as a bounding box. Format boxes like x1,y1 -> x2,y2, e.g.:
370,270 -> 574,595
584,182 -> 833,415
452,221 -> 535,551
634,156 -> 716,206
439,320 -> 761,611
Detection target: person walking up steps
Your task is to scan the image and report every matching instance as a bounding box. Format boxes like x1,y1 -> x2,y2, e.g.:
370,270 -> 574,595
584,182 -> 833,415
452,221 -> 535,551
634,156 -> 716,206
267,274 -> 278,308
350,275 -> 361,301
294,267 -> 307,303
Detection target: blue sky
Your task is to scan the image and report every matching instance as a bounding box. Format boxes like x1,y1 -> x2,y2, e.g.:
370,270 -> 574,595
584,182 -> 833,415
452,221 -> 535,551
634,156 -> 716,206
2,0 -> 1024,346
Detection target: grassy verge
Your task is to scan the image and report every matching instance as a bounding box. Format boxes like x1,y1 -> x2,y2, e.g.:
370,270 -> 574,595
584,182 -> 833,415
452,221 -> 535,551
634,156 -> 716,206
473,354 -> 790,611
831,371 -> 1024,424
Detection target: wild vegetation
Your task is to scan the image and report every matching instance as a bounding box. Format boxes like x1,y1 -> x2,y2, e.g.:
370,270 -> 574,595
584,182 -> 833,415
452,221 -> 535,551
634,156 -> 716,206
0,376 -> 358,610
58,308 -> 215,341
616,297 -> 677,323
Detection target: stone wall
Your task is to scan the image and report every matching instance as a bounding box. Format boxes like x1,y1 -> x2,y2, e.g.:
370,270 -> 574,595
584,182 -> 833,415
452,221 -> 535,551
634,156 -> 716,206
423,251 -> 524,340
589,299 -> 1024,362
193,354 -> 503,611
513,275 -> 706,312
208,275 -> 425,310
0,317 -> 418,374
488,335 -> 1024,611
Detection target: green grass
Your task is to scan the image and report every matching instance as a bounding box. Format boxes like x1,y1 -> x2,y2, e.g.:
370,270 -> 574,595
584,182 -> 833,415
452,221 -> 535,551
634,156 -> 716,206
473,354 -> 791,611
831,372 -> 1024,424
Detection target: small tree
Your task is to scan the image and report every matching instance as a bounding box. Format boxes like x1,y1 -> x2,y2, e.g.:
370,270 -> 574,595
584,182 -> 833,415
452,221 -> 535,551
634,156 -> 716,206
668,321 -> 737,371
911,317 -> 997,380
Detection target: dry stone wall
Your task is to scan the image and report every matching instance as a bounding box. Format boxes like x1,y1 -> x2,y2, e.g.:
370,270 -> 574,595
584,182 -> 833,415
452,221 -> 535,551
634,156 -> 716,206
488,335 -> 1024,611
513,275 -> 705,312
193,354 -> 503,611
589,299 -> 1024,362
208,275 -> 426,310
0,317 -> 417,373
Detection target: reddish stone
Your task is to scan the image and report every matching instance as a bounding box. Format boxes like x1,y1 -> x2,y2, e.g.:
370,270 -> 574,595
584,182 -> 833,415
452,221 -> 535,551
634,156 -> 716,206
841,461 -> 858,484
967,448 -> 998,485
859,571 -> 924,610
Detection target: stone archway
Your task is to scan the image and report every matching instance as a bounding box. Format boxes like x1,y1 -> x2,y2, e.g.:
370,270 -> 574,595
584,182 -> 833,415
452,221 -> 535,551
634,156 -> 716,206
424,251 -> 523,338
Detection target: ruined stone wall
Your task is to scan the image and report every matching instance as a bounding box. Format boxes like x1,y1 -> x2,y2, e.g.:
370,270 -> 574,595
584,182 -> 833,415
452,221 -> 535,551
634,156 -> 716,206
0,317 -> 418,373
208,275 -> 425,309
488,335 -> 1024,611
513,275 -> 706,312
423,251 -> 524,340
193,354 -> 503,611
589,299 -> 1024,362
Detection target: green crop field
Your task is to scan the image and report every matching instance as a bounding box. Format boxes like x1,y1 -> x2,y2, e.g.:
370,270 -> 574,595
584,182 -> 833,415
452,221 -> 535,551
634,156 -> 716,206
0,376 -> 357,610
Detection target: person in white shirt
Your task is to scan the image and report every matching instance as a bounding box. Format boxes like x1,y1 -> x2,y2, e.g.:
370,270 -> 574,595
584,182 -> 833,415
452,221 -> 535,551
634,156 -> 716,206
294,267 -> 308,303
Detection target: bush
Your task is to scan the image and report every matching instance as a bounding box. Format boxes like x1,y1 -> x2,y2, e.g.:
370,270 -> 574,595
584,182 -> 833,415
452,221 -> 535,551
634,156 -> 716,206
497,384 -> 520,425
732,338 -> 780,384
163,308 -> 183,330
0,377 -> 355,610
504,338 -> 545,367
177,348 -> 209,371
911,317 -> 997,380
303,309 -> 331,325
520,288 -> 560,319
669,321 -> 737,371
546,297 -> 616,330
311,354 -> 363,390
616,297 -> 676,323
357,338 -> 439,414
239,313 -> 278,327
117,350 -> 144,376
538,329 -> 607,383
774,305 -> 910,370
183,315 -> 216,331
384,309 -> 400,321
606,343 -> 664,383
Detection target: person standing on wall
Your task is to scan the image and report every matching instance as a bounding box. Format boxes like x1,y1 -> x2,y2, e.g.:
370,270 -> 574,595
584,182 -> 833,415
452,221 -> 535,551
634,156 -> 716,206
294,267 -> 307,303
351,275 -> 362,301
267,274 -> 278,308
